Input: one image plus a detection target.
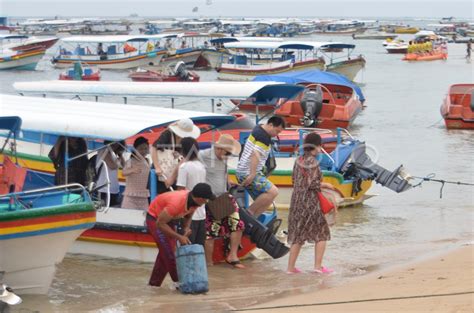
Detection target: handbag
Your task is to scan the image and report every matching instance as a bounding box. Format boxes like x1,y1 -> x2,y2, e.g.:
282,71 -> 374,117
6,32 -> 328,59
206,192 -> 236,220
318,191 -> 335,214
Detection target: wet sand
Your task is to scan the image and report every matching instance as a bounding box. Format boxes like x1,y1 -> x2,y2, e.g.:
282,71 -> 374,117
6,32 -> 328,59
237,244 -> 474,313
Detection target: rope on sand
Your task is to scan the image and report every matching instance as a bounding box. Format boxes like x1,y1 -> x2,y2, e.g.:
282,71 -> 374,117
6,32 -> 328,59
231,291 -> 474,311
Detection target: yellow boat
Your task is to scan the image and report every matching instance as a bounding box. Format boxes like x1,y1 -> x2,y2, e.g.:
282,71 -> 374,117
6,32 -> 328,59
394,27 -> 420,34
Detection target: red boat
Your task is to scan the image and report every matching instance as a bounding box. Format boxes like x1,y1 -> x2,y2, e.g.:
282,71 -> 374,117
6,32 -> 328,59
440,84 -> 474,129
129,61 -> 200,82
59,65 -> 101,81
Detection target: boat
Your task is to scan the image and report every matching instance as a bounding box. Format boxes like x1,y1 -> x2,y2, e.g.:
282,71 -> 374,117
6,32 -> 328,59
252,70 -> 364,129
402,52 -> 447,61
440,84 -> 474,129
0,34 -> 58,52
0,116 -> 96,294
393,27 -> 419,34
0,94 -> 289,263
129,61 -> 199,82
385,40 -> 408,54
59,63 -> 101,81
216,41 -> 327,81
313,20 -> 367,35
353,33 -> 397,40
320,43 -> 365,81
52,35 -> 168,69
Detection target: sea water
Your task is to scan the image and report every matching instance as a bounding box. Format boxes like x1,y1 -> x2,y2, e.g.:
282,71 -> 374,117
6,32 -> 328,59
2,19 -> 473,313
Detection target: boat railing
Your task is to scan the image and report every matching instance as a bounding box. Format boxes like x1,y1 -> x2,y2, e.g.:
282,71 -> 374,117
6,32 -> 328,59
0,183 -> 88,199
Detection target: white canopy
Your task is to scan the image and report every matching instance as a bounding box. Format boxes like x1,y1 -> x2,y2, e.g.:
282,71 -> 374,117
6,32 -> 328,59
0,94 -> 234,141
14,81 -> 284,99
61,35 -> 163,43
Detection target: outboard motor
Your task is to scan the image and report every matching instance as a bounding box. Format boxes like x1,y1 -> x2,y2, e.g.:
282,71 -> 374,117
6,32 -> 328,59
300,86 -> 323,127
230,187 -> 289,259
338,141 -> 412,193
173,61 -> 188,80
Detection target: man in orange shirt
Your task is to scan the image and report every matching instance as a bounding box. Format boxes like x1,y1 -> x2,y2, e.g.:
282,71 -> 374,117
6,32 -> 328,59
146,183 -> 215,287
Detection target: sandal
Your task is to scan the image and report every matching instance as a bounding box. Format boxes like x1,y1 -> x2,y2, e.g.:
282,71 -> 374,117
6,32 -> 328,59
286,267 -> 302,275
311,266 -> 334,274
226,259 -> 245,269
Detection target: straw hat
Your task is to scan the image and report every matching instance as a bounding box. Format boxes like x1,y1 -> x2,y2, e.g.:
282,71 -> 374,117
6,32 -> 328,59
169,118 -> 200,139
215,134 -> 241,156
0,284 -> 22,305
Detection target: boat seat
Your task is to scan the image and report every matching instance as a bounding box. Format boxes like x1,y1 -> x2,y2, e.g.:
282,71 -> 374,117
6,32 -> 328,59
107,45 -> 117,55
68,69 -> 75,77
84,68 -> 93,75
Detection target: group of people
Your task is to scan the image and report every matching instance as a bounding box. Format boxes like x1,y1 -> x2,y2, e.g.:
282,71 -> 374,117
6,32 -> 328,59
407,38 -> 447,55
49,115 -> 336,289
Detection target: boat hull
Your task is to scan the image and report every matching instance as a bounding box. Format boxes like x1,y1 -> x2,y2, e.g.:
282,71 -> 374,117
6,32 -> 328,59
53,52 -> 165,70
0,50 -> 45,70
159,49 -> 202,68
403,53 -> 447,61
326,56 -> 366,81
0,199 -> 95,294
200,49 -> 231,69
217,59 -> 325,81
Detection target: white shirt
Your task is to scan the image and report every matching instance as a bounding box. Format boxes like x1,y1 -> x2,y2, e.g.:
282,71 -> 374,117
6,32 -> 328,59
96,148 -> 120,194
176,160 -> 206,220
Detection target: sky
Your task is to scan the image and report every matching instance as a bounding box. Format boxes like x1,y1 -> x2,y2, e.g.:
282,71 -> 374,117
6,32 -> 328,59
0,0 -> 473,19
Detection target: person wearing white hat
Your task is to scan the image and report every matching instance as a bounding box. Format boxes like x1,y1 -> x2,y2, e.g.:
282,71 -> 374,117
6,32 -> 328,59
150,118 -> 201,195
199,134 -> 246,269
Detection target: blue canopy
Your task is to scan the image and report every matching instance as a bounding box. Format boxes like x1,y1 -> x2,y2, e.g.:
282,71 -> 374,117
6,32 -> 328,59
253,70 -> 365,102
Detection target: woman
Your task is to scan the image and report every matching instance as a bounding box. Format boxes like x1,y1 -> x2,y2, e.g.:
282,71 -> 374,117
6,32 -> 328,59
96,141 -> 125,207
176,137 -> 207,246
150,118 -> 200,195
48,136 -> 88,186
122,137 -> 150,210
286,132 -> 336,274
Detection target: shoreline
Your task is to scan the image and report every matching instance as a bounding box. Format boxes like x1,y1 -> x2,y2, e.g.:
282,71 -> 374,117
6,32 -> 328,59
235,243 -> 474,312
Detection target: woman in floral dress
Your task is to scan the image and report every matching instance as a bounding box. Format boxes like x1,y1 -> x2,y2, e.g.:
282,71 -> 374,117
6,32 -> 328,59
286,132 -> 336,274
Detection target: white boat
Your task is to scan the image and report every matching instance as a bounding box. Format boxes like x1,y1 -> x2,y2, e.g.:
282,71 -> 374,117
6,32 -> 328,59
0,115 -> 96,294
217,41 -> 328,81
52,35 -> 168,69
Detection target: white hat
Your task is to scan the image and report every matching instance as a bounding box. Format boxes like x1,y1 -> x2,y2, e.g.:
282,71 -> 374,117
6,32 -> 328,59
0,284 -> 22,305
168,118 -> 200,139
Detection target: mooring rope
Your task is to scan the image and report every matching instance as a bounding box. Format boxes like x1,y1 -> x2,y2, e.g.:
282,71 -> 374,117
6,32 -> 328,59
411,173 -> 474,198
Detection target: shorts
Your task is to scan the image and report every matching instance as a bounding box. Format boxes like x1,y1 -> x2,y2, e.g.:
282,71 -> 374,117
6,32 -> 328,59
236,172 -> 273,199
205,195 -> 244,238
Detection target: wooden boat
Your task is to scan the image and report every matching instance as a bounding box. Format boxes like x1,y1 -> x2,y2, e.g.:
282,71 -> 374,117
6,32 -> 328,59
440,84 -> 474,129
393,27 -> 419,34
353,33 -> 397,40
0,34 -> 58,51
0,95 -> 288,263
217,41 -> 326,81
129,61 -> 199,82
52,35 -> 167,69
59,64 -> 101,81
0,116 -> 96,294
0,48 -> 46,70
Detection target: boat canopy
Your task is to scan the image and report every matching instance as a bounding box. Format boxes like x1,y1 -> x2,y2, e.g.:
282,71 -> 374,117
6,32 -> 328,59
210,37 -> 283,44
0,94 -> 235,141
0,116 -> 22,134
14,81 -> 294,99
253,70 -> 365,102
61,35 -> 168,43
223,41 -> 354,50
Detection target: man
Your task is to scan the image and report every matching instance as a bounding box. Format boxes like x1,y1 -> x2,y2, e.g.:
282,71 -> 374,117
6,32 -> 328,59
467,39 -> 472,59
236,116 -> 285,217
199,134 -> 245,268
146,183 -> 215,287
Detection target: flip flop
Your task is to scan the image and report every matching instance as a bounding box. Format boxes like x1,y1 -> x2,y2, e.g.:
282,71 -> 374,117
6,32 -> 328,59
226,259 -> 245,269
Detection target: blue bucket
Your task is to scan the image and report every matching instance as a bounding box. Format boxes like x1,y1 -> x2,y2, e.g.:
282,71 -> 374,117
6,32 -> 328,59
175,244 -> 209,294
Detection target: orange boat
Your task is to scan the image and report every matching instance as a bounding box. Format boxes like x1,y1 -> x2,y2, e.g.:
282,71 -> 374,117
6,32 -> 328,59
244,70 -> 365,129
275,83 -> 363,129
403,51 -> 447,61
440,84 -> 474,129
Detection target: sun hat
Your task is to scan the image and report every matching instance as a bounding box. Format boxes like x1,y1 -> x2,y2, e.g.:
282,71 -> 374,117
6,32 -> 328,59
215,134 -> 241,156
191,183 -> 216,200
0,284 -> 22,305
168,118 -> 200,139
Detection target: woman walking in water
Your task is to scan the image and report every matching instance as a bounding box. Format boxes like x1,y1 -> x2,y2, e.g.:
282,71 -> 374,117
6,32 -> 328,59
286,132 -> 336,274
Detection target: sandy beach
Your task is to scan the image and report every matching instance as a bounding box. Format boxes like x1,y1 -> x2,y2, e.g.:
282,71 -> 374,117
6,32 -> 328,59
236,244 -> 474,313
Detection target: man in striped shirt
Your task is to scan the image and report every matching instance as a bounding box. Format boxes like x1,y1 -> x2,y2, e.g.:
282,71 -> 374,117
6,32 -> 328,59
236,116 -> 285,217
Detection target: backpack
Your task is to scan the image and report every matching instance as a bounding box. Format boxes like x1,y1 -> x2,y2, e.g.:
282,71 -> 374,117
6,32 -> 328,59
85,154 -> 104,190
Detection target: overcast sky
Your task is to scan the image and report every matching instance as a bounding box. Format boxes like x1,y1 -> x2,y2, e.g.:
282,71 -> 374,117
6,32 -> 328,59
1,0 -> 472,19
